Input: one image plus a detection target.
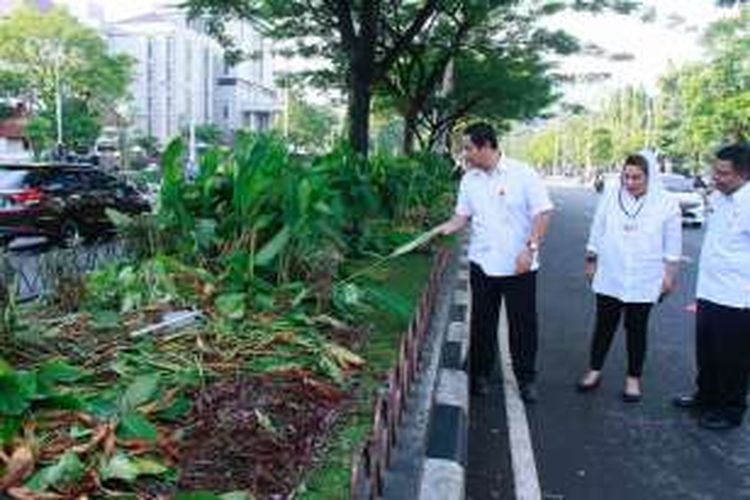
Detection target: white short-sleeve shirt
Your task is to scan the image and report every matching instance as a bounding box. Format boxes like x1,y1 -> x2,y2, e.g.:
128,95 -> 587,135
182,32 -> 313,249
587,189 -> 682,303
455,157 -> 553,277
697,182 -> 750,309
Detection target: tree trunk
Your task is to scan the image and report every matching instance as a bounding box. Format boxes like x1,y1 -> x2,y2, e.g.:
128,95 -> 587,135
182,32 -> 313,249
348,73 -> 371,156
402,110 -> 419,155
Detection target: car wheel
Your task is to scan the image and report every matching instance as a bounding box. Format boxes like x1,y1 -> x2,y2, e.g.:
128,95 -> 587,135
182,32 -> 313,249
59,219 -> 83,247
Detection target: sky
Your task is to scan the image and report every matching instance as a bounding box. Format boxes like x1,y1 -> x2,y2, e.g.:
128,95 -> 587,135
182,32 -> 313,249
546,0 -> 729,106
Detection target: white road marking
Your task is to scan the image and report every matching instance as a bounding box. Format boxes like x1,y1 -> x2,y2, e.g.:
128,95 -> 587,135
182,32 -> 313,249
499,304 -> 542,500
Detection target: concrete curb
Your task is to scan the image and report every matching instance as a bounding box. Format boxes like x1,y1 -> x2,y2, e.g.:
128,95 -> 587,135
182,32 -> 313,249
418,248 -> 470,500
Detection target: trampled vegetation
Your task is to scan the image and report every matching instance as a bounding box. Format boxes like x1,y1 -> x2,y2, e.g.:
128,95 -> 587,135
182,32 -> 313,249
0,134 -> 456,497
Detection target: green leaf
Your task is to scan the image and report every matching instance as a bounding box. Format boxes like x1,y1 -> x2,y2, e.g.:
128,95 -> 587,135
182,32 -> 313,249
100,453 -> 139,482
26,452 -> 85,491
255,224 -> 291,267
176,493 -> 222,500
132,457 -> 168,476
0,416 -> 22,445
220,493 -> 252,500
38,394 -> 85,411
85,395 -> 120,419
318,355 -> 343,385
91,310 -> 121,330
156,394 -> 191,421
215,293 -> 246,320
118,412 -> 158,441
37,359 -> 87,385
0,371 -> 36,416
0,357 -> 13,376
121,374 -> 160,409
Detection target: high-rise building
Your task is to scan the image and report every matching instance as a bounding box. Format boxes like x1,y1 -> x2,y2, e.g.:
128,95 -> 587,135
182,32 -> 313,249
106,8 -> 280,146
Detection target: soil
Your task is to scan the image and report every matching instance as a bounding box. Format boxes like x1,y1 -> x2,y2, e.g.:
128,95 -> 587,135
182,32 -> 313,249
177,372 -> 346,497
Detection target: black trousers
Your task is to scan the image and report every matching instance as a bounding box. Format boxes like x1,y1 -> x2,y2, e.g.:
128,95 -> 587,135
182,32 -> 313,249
588,294 -> 653,377
469,263 -> 538,383
695,299 -> 750,422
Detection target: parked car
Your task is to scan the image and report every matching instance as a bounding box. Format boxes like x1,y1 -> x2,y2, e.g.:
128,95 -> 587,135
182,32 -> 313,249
661,173 -> 706,227
594,172 -> 620,193
0,163 -> 151,246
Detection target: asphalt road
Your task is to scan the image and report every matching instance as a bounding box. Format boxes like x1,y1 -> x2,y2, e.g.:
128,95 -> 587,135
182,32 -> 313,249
469,186 -> 750,500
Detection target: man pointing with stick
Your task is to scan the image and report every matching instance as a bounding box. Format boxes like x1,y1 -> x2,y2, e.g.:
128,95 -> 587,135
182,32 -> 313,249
436,122 -> 553,402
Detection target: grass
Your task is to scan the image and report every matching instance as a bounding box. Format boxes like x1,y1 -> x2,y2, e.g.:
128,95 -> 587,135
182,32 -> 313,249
297,252 -> 434,499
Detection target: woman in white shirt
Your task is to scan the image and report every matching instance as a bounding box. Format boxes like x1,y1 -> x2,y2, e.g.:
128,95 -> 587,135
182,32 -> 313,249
577,151 -> 682,401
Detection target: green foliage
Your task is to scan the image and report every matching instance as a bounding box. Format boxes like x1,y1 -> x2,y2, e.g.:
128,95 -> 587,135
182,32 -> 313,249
0,358 -> 87,420
190,123 -> 224,145
286,92 -> 340,152
513,6 -> 750,175
24,115 -> 54,160
38,98 -> 102,150
0,5 -> 134,151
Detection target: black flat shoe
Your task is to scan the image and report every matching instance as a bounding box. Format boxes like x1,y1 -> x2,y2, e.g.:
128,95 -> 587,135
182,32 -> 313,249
576,377 -> 602,393
621,391 -> 642,403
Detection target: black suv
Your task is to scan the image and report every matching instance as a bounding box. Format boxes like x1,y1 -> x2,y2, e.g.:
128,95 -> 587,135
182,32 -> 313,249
0,164 -> 150,246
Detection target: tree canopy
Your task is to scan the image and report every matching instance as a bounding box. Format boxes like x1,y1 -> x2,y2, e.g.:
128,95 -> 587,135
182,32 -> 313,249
185,0 -> 638,156
0,6 -> 133,150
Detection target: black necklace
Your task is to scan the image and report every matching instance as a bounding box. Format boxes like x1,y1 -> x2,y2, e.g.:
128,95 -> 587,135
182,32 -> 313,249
618,188 -> 646,219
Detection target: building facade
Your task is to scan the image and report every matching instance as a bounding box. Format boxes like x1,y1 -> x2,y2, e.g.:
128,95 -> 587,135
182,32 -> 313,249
107,10 -> 280,147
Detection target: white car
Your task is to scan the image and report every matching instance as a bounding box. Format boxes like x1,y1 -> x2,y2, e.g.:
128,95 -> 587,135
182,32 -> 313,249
661,173 -> 706,227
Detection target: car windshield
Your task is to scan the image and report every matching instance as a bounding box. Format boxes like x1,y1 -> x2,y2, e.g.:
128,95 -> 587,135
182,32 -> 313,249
661,175 -> 694,193
0,169 -> 30,190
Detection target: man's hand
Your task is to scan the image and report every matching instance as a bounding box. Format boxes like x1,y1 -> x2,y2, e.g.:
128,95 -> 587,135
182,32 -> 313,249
515,247 -> 534,274
436,214 -> 468,236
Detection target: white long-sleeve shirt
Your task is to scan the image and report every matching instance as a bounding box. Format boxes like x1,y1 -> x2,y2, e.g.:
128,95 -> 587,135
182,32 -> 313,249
697,183 -> 750,309
455,158 -> 553,277
587,189 -> 682,303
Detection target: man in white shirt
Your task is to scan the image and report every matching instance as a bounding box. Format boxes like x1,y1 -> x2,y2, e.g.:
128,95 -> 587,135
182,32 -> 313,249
437,122 -> 553,402
673,143 -> 750,430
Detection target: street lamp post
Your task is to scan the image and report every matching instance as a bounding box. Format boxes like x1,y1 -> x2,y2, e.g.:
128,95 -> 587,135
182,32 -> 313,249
54,48 -> 62,148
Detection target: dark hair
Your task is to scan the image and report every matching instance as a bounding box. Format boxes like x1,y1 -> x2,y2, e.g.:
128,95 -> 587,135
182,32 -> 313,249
623,154 -> 649,176
716,143 -> 750,179
463,122 -> 498,150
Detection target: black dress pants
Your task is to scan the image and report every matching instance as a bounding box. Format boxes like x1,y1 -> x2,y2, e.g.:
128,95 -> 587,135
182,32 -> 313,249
695,299 -> 750,423
469,263 -> 538,384
588,294 -> 653,377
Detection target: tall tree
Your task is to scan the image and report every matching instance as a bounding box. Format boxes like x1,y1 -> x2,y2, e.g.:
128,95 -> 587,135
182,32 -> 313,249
0,6 -> 133,149
186,0 -> 442,156
184,0 -> 637,156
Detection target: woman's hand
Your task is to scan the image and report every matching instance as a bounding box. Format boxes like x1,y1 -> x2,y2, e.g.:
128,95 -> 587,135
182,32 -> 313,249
584,260 -> 597,283
661,272 -> 676,296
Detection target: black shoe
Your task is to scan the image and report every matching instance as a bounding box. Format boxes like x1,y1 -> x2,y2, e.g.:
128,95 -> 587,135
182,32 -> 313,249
519,381 -> 538,404
576,377 -> 602,393
471,377 -> 490,397
699,412 -> 741,430
672,394 -> 703,410
621,391 -> 642,403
